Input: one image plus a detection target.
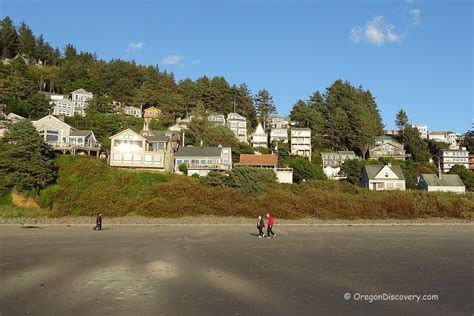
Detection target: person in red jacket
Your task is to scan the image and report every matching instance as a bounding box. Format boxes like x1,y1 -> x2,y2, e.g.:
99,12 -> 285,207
266,213 -> 276,238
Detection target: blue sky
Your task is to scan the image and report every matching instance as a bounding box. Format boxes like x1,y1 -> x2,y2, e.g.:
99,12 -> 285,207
2,0 -> 472,133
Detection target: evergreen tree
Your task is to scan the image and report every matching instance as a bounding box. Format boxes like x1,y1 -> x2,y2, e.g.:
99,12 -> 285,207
401,125 -> 429,162
254,89 -> 276,128
395,109 -> 409,130
0,17 -> 18,59
63,43 -> 77,60
17,21 -> 36,58
0,120 -> 56,195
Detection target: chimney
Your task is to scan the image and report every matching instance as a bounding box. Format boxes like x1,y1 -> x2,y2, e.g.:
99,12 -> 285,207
438,158 -> 442,179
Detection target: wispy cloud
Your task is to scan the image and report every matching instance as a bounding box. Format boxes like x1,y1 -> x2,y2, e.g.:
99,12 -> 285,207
128,42 -> 144,52
191,59 -> 200,65
351,16 -> 402,46
409,9 -> 421,26
161,54 -> 184,65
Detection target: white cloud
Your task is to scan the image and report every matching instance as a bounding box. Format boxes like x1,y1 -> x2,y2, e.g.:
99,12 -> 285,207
161,54 -> 184,65
409,9 -> 421,26
128,42 -> 144,52
351,16 -> 402,46
191,59 -> 200,65
405,0 -> 414,4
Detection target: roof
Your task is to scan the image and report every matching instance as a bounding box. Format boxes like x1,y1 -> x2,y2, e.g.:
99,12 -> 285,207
339,151 -> 356,155
364,165 -> 405,180
430,131 -> 455,135
71,88 -> 91,94
374,135 -> 394,141
176,146 -> 224,157
144,135 -> 169,142
144,106 -> 161,112
291,127 -> 311,131
70,130 -> 92,137
421,174 -> 464,187
237,154 -> 278,165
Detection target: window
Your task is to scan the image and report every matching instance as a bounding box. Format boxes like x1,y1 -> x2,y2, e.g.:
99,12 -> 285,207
46,130 -> 59,142
157,142 -> 165,149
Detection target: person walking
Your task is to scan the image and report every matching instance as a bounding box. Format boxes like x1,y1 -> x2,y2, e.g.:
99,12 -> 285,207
266,213 -> 275,238
256,215 -> 265,237
93,213 -> 103,231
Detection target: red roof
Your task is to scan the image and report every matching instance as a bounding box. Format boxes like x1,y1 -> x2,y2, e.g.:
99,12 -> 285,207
238,154 -> 278,166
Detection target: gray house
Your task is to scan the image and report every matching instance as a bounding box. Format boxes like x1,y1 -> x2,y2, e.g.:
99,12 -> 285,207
361,164 -> 406,191
418,174 -> 465,193
175,146 -> 232,176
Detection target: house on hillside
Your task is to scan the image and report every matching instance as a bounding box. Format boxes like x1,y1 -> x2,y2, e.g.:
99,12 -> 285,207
175,146 -> 232,176
321,151 -> 357,180
33,115 -> 100,156
290,128 -> 311,160
143,107 -> 162,122
109,128 -> 173,171
208,113 -> 226,126
437,148 -> 469,173
411,124 -> 428,139
227,113 -> 248,143
123,106 -> 142,118
361,164 -> 406,191
429,131 -> 459,149
6,113 -> 26,124
269,115 -> 289,144
70,88 -> 93,116
369,136 -> 409,160
234,154 -> 293,183
252,122 -> 268,148
418,174 -> 465,193
52,98 -> 75,117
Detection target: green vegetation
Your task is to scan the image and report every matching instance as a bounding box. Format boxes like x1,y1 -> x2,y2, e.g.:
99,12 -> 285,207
449,165 -> 474,191
0,120 -> 56,196
0,156 -> 469,220
284,156 -> 326,183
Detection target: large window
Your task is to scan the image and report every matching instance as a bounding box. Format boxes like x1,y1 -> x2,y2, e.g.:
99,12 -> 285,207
45,130 -> 59,142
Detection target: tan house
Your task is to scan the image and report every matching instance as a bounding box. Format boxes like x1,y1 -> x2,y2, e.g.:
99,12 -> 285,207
369,136 -> 409,160
33,115 -> 100,156
109,128 -> 173,171
361,164 -> 406,191
143,107 -> 162,122
234,154 -> 293,183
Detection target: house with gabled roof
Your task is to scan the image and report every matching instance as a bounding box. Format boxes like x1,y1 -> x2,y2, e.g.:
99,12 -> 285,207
361,164 -> 406,191
418,174 -> 465,193
32,115 -> 100,155
369,136 -> 410,160
109,128 -> 173,171
175,146 -> 232,176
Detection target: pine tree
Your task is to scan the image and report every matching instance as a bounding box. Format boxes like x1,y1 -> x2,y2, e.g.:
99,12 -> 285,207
1,17 -> 19,59
254,89 -> 276,129
0,120 -> 56,195
396,109 -> 409,130
17,21 -> 36,58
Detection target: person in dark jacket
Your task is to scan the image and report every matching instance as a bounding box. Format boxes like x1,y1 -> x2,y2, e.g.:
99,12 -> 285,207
256,215 -> 265,237
93,213 -> 103,230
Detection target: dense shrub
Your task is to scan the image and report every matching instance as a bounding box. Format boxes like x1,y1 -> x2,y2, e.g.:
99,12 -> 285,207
284,156 -> 326,183
227,167 -> 278,195
38,156 -> 474,220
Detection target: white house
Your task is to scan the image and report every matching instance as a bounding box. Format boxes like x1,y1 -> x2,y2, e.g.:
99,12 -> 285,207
109,128 -> 173,171
227,113 -> 247,143
290,128 -> 311,159
70,88 -> 93,116
438,148 -> 469,173
361,164 -> 406,191
418,174 -> 465,193
208,113 -> 226,126
269,115 -> 289,144
429,131 -> 459,149
123,106 -> 142,118
33,115 -> 100,155
369,136 -> 409,160
6,113 -> 26,124
52,98 -> 75,117
252,122 -> 268,148
175,146 -> 232,176
411,124 -> 428,139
